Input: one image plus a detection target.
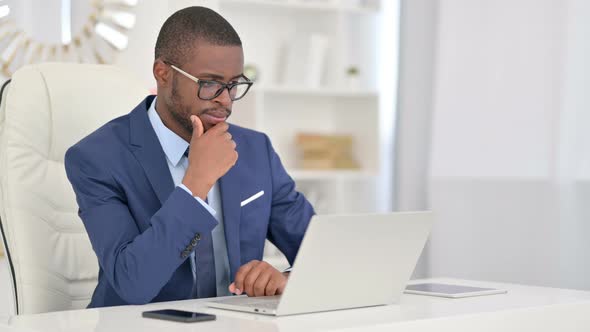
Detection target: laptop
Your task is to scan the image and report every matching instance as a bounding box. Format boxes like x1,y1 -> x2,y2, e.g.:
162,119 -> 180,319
206,211 -> 432,316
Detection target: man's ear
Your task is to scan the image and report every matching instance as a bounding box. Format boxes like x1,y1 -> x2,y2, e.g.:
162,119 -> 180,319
153,60 -> 171,87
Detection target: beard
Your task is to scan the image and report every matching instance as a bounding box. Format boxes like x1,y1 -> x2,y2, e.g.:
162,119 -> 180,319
169,76 -> 193,134
168,76 -> 233,133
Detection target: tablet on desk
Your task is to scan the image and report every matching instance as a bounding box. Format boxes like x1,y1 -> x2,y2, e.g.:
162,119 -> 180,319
405,283 -> 507,298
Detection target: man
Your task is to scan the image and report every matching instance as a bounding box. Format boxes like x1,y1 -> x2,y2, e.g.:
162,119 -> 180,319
65,6 -> 315,308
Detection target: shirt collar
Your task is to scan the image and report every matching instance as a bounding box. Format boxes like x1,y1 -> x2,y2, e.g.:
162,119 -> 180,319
147,97 -> 189,167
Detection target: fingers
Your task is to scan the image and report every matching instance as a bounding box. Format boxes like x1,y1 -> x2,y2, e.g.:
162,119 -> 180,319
224,132 -> 236,149
228,151 -> 238,169
206,121 -> 229,135
190,115 -> 204,138
232,261 -> 286,297
233,260 -> 258,295
265,277 -> 280,296
254,268 -> 273,296
246,264 -> 275,297
264,271 -> 287,296
223,147 -> 238,169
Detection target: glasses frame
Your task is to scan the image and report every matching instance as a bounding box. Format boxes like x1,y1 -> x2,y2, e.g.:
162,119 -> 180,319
166,62 -> 253,101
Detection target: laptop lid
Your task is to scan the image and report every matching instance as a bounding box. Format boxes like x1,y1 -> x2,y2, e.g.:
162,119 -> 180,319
275,211 -> 432,316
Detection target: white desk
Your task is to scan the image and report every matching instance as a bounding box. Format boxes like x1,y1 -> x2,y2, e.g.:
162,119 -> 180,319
2,278 -> 590,332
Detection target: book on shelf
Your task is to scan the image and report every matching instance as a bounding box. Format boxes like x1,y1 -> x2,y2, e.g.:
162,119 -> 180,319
296,133 -> 359,170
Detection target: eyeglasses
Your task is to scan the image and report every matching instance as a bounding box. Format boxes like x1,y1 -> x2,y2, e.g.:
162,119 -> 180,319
167,62 -> 253,101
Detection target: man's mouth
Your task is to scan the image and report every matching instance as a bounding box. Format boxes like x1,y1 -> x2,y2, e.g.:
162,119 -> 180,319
200,109 -> 230,126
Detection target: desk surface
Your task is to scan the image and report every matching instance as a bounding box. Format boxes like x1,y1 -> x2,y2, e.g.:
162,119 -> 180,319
2,278 -> 590,332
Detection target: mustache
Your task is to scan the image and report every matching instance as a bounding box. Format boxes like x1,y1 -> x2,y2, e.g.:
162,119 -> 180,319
199,108 -> 232,117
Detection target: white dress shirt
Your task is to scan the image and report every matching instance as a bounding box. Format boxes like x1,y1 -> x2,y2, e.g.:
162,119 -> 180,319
147,97 -> 231,297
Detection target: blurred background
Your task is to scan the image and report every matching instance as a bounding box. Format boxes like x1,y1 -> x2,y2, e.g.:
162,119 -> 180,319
0,0 -> 589,318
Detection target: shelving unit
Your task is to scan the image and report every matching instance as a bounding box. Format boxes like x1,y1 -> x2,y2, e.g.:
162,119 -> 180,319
189,0 -> 387,213
289,169 -> 377,181
221,0 -> 379,14
256,86 -> 378,98
171,0 -> 393,268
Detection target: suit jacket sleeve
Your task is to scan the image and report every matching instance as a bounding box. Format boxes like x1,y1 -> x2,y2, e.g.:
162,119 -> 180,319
64,145 -> 218,305
263,134 -> 315,265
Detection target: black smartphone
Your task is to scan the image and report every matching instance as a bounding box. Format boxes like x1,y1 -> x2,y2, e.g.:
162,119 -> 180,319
142,309 -> 216,323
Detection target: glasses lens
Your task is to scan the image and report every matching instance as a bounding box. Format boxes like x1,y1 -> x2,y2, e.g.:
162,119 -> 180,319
230,83 -> 250,100
198,81 -> 224,100
198,80 -> 251,100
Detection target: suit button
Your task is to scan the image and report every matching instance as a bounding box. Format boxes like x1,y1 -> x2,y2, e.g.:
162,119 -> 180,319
195,233 -> 201,241
180,249 -> 190,259
190,238 -> 199,246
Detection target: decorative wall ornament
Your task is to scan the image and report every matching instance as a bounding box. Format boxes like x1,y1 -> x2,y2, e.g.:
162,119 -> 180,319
0,0 -> 138,76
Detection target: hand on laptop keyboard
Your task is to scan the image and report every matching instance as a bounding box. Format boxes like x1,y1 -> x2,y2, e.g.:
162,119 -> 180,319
229,260 -> 288,297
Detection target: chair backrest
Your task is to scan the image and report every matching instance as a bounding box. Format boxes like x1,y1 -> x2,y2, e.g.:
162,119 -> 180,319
0,63 -> 148,314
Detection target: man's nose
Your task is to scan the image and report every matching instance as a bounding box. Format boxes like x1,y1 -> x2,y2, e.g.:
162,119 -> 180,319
213,87 -> 233,106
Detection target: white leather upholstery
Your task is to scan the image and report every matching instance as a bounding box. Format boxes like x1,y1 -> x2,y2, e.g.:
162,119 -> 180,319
0,63 -> 147,314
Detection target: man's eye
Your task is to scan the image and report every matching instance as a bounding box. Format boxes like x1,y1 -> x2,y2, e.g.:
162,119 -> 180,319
202,81 -> 220,88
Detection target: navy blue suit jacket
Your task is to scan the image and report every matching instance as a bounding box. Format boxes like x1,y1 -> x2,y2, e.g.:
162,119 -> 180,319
65,96 -> 315,308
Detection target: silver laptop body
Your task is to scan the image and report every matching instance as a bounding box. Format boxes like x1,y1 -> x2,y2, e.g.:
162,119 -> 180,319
206,211 -> 432,316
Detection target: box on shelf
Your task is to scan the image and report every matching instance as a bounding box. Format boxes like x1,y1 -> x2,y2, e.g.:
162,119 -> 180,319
296,133 -> 359,170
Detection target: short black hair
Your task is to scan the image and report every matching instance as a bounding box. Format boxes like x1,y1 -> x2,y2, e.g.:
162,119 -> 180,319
154,6 -> 242,65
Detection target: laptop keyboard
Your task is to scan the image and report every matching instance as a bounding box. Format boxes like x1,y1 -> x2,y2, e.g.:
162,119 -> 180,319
216,295 -> 281,309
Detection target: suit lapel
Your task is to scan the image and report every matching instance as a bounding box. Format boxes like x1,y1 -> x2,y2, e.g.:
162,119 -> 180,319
129,96 -> 175,205
219,125 -> 242,281
129,101 -> 242,278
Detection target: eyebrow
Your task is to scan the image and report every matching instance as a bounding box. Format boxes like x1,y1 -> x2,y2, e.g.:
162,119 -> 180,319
198,72 -> 245,81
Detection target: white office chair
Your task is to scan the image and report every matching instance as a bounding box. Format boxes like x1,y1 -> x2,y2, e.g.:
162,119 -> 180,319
0,63 -> 147,315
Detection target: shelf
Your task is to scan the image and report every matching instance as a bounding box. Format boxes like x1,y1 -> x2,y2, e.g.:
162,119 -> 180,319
221,0 -> 379,14
214,0 -> 387,213
289,169 -> 378,181
254,86 -> 378,98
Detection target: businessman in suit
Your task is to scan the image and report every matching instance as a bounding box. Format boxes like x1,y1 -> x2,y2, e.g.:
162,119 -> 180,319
65,6 -> 315,308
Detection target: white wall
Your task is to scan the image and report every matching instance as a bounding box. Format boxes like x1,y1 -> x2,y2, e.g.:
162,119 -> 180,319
112,0 -> 169,88
430,0 -> 564,179
556,0 -> 590,290
425,0 -> 590,290
394,0 -> 437,212
114,0 -> 216,88
0,0 -> 216,87
394,0 -> 438,278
